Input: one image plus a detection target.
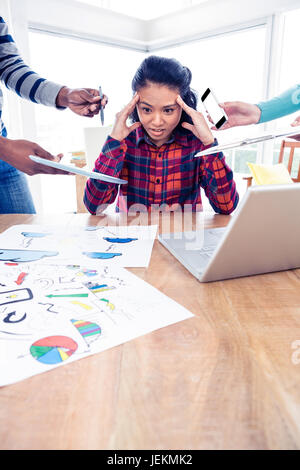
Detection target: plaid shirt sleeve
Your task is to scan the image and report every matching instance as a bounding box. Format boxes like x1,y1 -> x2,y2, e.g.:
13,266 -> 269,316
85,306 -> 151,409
84,136 -> 127,214
199,140 -> 239,215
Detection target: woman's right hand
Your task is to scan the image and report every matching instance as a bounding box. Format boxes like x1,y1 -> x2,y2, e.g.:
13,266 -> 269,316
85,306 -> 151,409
110,93 -> 141,141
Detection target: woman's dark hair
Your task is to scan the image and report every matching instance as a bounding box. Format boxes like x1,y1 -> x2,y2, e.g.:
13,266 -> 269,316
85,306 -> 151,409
130,55 -> 197,131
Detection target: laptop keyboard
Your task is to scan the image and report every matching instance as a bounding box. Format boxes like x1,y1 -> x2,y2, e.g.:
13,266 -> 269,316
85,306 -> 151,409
159,226 -> 228,276
202,227 -> 227,246
200,245 -> 218,252
191,227 -> 227,269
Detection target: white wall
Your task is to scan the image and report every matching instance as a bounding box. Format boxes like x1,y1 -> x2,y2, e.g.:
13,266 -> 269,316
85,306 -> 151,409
147,0 -> 300,49
23,0 -> 300,51
27,0 -> 147,51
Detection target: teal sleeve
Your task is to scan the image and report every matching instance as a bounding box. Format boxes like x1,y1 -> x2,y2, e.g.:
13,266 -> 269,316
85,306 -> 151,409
257,84 -> 300,123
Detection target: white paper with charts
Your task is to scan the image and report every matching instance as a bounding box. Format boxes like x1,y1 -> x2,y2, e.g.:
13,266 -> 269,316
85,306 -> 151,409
0,262 -> 194,386
0,224 -> 157,267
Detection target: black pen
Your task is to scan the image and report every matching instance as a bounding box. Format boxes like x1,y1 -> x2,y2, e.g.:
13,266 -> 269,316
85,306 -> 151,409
99,86 -> 104,126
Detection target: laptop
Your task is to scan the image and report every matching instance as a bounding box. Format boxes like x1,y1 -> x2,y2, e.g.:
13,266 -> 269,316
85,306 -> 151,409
158,184 -> 300,282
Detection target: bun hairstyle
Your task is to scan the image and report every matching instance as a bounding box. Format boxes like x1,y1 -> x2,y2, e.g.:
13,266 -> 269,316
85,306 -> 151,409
130,55 -> 198,130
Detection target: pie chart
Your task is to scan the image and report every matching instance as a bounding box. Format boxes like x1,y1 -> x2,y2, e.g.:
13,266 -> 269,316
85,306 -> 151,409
30,335 -> 78,365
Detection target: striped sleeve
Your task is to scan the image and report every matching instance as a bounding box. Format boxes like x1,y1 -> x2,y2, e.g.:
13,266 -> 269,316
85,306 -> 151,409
0,17 -> 62,107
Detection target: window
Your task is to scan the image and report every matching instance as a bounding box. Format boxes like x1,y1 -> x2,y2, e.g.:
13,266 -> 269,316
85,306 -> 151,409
28,31 -> 144,213
28,24 -> 268,212
271,8 -> 300,178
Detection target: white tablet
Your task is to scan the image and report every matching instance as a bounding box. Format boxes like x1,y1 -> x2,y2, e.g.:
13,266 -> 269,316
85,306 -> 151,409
29,155 -> 127,185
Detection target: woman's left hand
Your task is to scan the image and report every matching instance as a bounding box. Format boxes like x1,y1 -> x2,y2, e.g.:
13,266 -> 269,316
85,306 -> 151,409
176,95 -> 215,146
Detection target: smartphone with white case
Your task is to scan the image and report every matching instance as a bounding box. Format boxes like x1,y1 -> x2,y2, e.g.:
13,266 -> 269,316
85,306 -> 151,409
201,88 -> 228,129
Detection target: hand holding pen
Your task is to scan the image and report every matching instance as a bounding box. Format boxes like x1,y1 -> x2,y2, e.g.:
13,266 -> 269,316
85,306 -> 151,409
56,87 -> 108,118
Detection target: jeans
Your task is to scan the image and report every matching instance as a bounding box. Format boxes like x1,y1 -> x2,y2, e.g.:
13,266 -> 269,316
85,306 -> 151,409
0,159 -> 36,214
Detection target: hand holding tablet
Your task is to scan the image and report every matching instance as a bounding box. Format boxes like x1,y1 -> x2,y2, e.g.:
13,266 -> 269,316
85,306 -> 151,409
29,155 -> 127,184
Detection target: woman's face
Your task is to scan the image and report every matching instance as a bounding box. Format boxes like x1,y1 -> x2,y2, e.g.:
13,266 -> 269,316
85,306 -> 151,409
136,82 -> 182,147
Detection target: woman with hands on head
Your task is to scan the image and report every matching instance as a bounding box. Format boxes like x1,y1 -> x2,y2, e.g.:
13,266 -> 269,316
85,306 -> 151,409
84,55 -> 238,214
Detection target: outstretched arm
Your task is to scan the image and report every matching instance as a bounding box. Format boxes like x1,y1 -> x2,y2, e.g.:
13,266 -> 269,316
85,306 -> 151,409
210,85 -> 300,130
0,136 -> 69,175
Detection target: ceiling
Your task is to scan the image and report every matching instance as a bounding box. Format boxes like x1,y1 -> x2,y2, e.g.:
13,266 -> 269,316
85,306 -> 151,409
74,0 -> 211,20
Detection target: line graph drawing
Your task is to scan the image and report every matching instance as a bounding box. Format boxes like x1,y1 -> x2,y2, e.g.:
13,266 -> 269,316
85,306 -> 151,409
37,302 -> 59,314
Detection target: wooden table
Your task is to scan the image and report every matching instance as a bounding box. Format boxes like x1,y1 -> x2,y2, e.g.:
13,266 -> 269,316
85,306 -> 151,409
0,212 -> 300,450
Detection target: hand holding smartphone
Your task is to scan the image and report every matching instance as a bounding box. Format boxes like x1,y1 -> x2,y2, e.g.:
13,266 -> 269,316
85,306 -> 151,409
201,88 -> 228,129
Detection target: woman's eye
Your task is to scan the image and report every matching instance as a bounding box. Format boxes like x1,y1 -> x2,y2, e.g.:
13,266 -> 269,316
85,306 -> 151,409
164,108 -> 174,114
142,107 -> 152,113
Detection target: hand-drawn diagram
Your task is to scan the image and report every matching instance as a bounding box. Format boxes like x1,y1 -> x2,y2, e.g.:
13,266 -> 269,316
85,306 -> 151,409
21,232 -> 51,248
3,311 -> 27,323
21,232 -> 50,238
0,224 -> 157,267
0,288 -> 33,306
71,319 -> 102,347
79,268 -> 98,277
99,298 -> 115,311
103,237 -> 138,243
82,252 -> 122,260
15,272 -> 28,285
0,246 -> 192,387
83,281 -> 116,294
0,249 -> 58,262
30,335 -> 78,365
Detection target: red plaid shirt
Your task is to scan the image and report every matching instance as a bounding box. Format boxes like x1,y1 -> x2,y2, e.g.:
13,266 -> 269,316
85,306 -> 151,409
84,127 -> 239,214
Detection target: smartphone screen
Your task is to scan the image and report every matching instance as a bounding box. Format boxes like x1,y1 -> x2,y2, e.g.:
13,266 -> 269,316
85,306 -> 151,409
201,88 -> 228,129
